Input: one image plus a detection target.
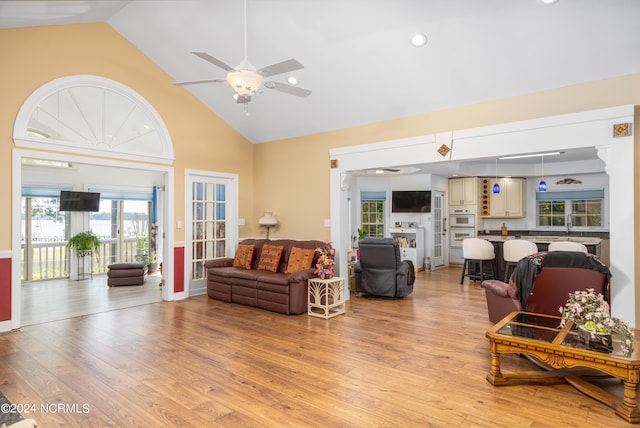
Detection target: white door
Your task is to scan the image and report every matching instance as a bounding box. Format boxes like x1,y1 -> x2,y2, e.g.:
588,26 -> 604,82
186,171 -> 238,296
432,191 -> 445,268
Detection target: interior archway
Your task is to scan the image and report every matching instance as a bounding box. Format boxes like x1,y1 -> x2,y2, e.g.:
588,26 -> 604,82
11,75 -> 175,329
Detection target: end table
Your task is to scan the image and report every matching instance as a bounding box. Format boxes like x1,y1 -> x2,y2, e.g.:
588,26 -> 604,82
308,276 -> 345,319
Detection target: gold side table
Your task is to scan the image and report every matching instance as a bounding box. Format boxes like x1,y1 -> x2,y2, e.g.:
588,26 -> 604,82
308,277 -> 345,319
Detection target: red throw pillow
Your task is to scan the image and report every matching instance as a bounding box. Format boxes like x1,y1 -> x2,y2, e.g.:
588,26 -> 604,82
232,244 -> 254,269
257,244 -> 284,272
285,247 -> 316,274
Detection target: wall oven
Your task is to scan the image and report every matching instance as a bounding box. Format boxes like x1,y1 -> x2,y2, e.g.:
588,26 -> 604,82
449,210 -> 477,264
449,227 -> 476,248
450,212 -> 476,228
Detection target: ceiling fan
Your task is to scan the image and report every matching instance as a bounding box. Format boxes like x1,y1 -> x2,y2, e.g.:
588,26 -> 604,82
173,0 -> 311,110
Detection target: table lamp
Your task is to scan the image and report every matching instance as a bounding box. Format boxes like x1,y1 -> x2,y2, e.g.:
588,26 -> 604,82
258,211 -> 278,239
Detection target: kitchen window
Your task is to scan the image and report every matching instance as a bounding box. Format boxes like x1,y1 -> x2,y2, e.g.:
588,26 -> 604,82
536,190 -> 604,228
360,191 -> 385,237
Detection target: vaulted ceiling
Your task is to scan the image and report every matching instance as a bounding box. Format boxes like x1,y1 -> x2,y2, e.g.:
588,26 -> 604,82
2,0 -> 640,146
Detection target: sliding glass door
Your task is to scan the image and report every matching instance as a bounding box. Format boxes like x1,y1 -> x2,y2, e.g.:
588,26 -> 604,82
21,196 -> 69,281
89,199 -> 151,270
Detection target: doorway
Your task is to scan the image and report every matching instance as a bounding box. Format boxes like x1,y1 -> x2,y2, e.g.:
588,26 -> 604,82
431,190 -> 445,269
14,152 -> 174,327
185,170 -> 239,297
11,75 -> 176,329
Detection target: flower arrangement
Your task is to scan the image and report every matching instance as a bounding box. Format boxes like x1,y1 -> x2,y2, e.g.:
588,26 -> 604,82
315,241 -> 335,279
559,288 -> 633,357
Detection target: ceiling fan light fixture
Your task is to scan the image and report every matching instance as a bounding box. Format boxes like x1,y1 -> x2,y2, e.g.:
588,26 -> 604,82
226,69 -> 264,96
287,76 -> 298,85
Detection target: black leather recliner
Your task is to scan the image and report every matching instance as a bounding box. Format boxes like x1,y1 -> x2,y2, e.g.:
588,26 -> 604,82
354,237 -> 415,298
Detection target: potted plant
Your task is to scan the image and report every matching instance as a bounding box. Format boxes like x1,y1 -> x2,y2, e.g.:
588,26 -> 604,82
357,228 -> 367,241
148,254 -> 159,273
66,231 -> 101,255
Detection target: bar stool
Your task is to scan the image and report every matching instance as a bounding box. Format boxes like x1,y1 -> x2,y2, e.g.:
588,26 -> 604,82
548,241 -> 588,253
460,238 -> 497,284
502,239 -> 538,281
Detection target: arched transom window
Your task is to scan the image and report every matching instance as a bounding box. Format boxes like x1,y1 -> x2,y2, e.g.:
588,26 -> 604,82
13,75 -> 174,165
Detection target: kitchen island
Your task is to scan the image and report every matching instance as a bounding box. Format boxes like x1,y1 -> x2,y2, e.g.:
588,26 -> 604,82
482,235 -> 603,281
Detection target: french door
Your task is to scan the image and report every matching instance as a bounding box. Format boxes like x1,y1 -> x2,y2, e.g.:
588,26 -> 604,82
432,191 -> 445,268
186,171 -> 238,296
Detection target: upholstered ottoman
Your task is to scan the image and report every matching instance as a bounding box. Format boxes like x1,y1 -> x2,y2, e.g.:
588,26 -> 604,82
107,262 -> 148,287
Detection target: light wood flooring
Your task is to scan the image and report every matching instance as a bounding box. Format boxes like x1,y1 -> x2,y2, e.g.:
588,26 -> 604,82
20,274 -> 162,326
0,267 -> 632,427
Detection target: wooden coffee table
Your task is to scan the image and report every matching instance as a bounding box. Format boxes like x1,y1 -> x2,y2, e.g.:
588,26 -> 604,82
486,311 -> 640,423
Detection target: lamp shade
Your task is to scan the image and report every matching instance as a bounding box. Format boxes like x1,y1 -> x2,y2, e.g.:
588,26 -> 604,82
258,211 -> 278,226
538,180 -> 547,192
493,183 -> 500,194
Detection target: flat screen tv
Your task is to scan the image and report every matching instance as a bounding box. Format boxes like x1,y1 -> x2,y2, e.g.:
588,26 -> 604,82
391,190 -> 431,213
59,190 -> 100,212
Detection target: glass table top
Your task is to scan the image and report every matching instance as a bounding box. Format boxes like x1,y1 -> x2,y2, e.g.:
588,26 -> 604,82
494,312 -> 637,360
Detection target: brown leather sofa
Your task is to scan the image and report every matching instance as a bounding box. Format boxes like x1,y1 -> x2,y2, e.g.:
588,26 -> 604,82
204,239 -> 324,315
481,251 -> 610,324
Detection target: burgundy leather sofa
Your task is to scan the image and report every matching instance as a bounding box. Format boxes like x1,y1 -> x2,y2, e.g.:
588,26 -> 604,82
481,251 -> 610,324
204,239 -> 324,315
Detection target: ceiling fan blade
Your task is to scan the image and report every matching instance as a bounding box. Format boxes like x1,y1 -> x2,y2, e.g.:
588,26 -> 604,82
264,81 -> 312,97
173,79 -> 226,86
258,59 -> 303,77
192,52 -> 235,72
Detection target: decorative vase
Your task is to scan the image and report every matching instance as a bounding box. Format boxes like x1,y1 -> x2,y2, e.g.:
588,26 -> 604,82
577,325 -> 613,353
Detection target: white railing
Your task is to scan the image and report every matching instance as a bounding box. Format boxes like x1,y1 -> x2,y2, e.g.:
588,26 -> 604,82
21,237 -> 145,282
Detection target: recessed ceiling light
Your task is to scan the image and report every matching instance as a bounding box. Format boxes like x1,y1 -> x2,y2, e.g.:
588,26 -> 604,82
539,0 -> 559,5
410,33 -> 428,47
287,76 -> 298,85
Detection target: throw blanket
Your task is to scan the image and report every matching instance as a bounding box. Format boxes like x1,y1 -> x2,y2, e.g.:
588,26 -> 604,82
511,251 -> 611,311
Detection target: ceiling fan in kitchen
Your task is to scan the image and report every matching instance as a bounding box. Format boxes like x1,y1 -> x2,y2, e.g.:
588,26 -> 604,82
173,0 -> 311,114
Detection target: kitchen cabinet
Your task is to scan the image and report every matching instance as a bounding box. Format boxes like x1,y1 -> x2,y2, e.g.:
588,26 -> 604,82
449,177 -> 478,207
389,227 -> 424,271
488,178 -> 525,217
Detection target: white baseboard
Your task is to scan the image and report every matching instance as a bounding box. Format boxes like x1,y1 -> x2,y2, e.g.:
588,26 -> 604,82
189,285 -> 207,297
173,291 -> 186,301
0,320 -> 12,333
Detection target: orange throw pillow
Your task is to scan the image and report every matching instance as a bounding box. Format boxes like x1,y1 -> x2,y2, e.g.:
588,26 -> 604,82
232,244 -> 254,269
257,244 -> 284,272
285,247 -> 316,274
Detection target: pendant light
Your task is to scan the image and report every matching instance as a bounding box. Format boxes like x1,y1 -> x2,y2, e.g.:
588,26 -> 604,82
538,155 -> 547,192
493,158 -> 500,194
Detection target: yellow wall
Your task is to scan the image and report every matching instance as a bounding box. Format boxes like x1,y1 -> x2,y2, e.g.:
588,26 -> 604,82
256,73 -> 640,242
0,23 -> 255,248
2,23 -> 640,271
